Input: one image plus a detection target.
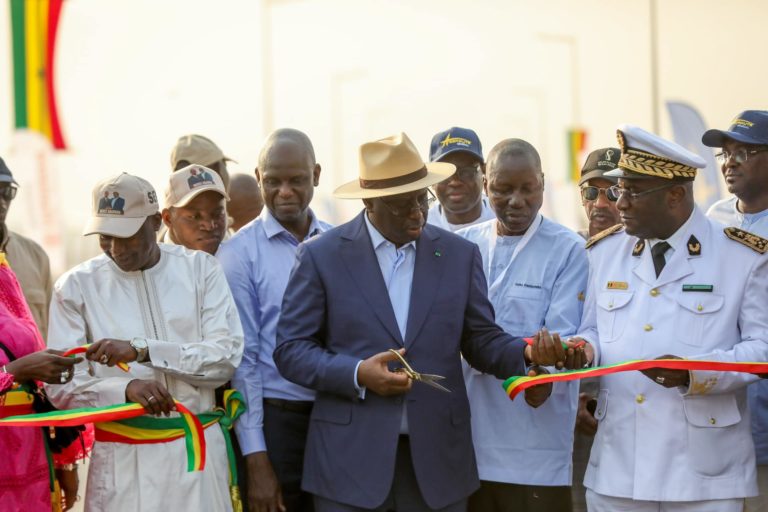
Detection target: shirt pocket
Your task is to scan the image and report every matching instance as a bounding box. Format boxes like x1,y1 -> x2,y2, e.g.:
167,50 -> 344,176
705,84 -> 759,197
595,291 -> 634,343
675,293 -> 725,347
683,394 -> 742,477
496,286 -> 546,334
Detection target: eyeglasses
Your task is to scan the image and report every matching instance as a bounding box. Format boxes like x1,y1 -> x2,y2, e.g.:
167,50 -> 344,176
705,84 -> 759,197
0,186 -> 18,201
715,147 -> 768,164
380,189 -> 436,217
608,183 -> 677,200
580,186 -> 619,202
445,164 -> 482,183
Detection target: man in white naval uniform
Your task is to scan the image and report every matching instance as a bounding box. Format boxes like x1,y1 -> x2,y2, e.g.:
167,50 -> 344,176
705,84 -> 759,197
575,125 -> 768,512
45,172 -> 244,511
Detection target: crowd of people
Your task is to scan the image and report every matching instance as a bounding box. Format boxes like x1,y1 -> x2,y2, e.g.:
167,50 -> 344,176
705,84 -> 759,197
1,109 -> 767,512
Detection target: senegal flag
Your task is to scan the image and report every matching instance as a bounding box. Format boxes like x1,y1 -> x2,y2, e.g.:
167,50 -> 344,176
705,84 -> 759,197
9,0 -> 66,149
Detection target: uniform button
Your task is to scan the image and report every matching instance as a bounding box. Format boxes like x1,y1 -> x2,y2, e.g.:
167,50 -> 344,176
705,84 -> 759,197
608,302 -> 614,309
697,304 -> 704,312
636,394 -> 645,404
644,324 -> 653,332
709,417 -> 716,425
650,288 -> 659,297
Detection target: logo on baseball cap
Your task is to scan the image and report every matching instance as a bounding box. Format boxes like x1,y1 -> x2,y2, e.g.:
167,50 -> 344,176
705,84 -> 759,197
579,147 -> 620,185
702,110 -> 768,147
84,173 -> 159,237
164,164 -> 228,209
429,127 -> 484,163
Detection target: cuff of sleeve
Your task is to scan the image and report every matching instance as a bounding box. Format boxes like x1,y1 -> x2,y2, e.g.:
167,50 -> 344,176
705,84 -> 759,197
235,425 -> 267,455
353,360 -> 366,400
146,340 -> 182,371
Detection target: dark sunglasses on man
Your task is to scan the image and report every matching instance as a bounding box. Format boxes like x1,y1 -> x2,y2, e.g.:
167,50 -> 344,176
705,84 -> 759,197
0,186 -> 18,201
580,185 -> 619,202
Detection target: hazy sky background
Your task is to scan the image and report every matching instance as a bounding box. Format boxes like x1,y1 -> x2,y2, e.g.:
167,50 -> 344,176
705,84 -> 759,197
1,0 -> 766,273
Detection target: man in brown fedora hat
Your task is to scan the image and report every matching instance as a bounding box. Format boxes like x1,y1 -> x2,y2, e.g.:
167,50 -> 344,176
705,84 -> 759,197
274,133 -> 591,511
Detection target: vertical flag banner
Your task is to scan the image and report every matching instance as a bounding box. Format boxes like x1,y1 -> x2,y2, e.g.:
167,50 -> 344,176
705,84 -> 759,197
666,101 -> 721,210
10,0 -> 66,149
567,128 -> 587,182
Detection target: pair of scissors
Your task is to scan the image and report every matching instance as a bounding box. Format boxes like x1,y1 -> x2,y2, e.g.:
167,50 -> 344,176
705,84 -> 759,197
388,349 -> 451,393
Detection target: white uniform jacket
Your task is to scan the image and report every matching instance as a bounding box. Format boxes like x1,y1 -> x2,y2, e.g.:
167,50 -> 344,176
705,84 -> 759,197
45,244 -> 244,512
578,207 -> 768,502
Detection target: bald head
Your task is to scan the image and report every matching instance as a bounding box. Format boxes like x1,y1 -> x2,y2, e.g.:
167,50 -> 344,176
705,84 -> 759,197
227,173 -> 264,231
486,138 -> 542,179
258,128 -> 316,171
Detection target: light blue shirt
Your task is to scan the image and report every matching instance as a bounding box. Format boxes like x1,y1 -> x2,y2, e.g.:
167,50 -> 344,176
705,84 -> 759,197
708,196 -> 768,465
457,217 -> 588,485
217,209 -> 332,455
362,213 -> 415,433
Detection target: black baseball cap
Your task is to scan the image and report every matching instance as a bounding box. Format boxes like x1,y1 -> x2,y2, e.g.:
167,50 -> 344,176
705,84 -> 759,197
0,157 -> 18,186
702,110 -> 768,147
578,147 -> 620,186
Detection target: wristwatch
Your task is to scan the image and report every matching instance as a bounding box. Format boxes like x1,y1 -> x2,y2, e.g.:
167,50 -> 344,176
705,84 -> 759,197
130,337 -> 149,363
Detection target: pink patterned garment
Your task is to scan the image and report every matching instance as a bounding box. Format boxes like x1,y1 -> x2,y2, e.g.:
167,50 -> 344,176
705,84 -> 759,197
0,257 -> 52,512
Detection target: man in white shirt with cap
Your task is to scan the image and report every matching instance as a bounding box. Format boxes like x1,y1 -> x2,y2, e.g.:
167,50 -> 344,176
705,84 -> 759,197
45,172 -> 244,511
572,125 -> 768,511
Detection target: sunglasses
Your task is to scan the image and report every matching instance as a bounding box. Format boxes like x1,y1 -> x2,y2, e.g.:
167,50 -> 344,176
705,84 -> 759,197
0,186 -> 18,201
580,186 -> 618,202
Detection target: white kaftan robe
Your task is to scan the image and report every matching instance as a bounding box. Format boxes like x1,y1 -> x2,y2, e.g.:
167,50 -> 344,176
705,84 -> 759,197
45,244 -> 244,512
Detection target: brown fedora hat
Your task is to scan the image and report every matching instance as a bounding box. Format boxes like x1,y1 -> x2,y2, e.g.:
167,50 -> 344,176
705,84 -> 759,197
334,132 -> 455,199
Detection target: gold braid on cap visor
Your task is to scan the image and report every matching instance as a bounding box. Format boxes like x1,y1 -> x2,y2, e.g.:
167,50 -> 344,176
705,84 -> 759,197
616,130 -> 697,180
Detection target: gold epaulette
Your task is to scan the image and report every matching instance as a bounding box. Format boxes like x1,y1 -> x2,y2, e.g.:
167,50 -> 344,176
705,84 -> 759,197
724,227 -> 768,254
585,224 -> 624,249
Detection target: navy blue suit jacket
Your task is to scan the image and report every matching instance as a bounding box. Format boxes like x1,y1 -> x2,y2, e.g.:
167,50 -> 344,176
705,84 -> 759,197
274,211 -> 528,509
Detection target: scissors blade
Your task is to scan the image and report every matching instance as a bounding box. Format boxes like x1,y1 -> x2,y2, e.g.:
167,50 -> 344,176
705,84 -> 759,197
419,375 -> 451,393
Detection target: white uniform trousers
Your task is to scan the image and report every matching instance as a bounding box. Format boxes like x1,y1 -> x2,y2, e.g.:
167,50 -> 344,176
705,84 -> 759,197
586,489 -> 743,512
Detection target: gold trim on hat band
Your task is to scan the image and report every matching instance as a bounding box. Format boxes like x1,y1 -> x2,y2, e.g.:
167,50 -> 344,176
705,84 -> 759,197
618,148 -> 697,180
359,166 -> 429,189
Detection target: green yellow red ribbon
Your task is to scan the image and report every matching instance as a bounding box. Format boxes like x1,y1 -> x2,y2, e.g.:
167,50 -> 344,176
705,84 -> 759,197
0,399 -> 207,471
504,359 -> 768,400
62,344 -> 130,372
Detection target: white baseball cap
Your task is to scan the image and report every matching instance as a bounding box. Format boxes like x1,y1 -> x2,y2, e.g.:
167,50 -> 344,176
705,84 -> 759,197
164,164 -> 229,209
83,172 -> 159,237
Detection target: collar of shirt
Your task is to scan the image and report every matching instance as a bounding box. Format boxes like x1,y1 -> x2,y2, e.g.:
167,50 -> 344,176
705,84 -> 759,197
434,196 -> 495,232
262,208 -> 324,243
363,212 -> 417,254
647,207 -> 697,255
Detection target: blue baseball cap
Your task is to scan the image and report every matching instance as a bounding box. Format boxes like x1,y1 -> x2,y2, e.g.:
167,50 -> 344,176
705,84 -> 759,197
429,127 -> 483,162
702,110 -> 768,147
0,157 -> 18,186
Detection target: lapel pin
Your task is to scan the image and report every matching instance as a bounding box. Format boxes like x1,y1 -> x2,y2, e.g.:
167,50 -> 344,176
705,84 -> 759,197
434,250 -> 441,257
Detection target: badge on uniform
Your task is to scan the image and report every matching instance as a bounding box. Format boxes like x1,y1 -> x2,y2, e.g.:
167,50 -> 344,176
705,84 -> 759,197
682,284 -> 713,292
687,235 -> 701,256
632,240 -> 645,256
606,281 -> 629,290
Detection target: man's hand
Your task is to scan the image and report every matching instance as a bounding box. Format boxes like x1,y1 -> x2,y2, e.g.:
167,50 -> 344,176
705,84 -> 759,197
86,339 -> 137,366
357,349 -> 413,396
245,452 -> 285,512
524,366 -> 552,408
564,337 -> 594,370
5,349 -> 82,384
125,379 -> 174,416
55,466 -> 79,510
640,354 -> 690,388
575,392 -> 598,436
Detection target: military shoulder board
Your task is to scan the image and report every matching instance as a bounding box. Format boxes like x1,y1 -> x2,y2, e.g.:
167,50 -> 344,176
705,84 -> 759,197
585,224 -> 624,249
724,227 -> 768,254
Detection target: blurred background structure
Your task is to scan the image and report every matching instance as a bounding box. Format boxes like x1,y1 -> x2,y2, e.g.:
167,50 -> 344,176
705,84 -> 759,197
1,0 -> 766,275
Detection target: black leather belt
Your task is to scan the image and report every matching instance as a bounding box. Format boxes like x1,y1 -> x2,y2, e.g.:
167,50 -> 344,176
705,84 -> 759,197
263,397 -> 314,414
